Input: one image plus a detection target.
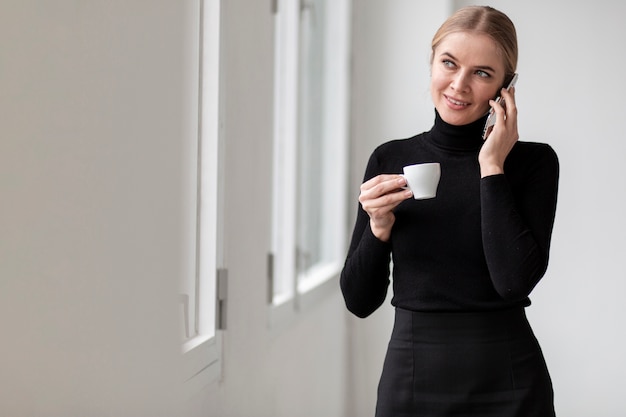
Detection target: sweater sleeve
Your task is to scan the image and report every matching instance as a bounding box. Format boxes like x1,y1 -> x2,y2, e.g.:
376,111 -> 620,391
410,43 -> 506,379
340,152 -> 393,318
480,144 -> 559,301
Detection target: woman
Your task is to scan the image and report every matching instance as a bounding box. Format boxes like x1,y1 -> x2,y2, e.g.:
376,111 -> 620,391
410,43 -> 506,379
340,6 -> 559,417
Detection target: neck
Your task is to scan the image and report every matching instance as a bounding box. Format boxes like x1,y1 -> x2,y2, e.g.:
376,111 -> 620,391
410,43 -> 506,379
427,110 -> 488,151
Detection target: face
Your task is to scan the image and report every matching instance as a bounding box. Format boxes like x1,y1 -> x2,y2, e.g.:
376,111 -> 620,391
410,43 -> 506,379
430,32 -> 507,126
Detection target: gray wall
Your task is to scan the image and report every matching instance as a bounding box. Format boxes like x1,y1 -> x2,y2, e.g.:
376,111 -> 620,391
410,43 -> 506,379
189,1 -> 349,416
0,1 -> 189,415
1,1 -> 350,416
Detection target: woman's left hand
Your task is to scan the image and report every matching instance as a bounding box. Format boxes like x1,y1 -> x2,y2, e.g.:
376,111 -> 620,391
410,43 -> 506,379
479,86 -> 519,177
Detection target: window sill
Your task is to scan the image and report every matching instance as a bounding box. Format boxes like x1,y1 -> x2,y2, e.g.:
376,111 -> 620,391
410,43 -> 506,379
268,261 -> 341,335
298,261 -> 341,311
181,333 -> 222,398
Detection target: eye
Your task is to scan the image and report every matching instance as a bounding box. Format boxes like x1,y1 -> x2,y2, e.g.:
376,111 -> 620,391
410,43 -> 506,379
442,59 -> 456,69
475,70 -> 491,78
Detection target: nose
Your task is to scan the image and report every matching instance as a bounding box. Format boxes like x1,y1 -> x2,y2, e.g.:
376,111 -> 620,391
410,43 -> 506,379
451,71 -> 470,92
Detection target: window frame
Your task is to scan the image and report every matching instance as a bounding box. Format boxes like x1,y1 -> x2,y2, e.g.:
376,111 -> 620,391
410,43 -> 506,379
269,0 -> 351,327
181,0 -> 224,392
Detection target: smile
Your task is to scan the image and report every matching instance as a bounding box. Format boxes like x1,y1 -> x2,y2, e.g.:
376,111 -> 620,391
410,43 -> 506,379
444,95 -> 470,107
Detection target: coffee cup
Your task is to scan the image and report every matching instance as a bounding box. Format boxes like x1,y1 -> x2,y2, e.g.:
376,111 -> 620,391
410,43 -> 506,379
401,163 -> 441,200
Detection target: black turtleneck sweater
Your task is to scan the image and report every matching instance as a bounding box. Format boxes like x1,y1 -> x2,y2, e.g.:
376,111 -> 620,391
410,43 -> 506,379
340,111 -> 559,317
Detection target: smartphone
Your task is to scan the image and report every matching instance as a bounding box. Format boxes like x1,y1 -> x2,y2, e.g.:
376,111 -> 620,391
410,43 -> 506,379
482,73 -> 519,139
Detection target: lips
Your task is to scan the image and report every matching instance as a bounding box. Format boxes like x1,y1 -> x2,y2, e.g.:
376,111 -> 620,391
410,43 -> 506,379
444,94 -> 470,107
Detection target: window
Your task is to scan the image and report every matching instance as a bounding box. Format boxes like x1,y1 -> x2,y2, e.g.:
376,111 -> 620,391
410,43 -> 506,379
181,0 -> 222,391
271,0 -> 351,318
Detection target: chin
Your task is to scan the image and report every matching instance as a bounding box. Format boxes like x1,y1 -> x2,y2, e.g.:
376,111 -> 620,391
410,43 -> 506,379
438,108 -> 484,126
439,111 -> 470,126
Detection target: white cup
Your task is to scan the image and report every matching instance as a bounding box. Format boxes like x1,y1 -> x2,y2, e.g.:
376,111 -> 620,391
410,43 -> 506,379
401,163 -> 441,200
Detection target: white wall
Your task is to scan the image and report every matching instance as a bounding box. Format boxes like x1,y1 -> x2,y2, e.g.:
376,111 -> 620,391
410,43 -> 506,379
350,1 -> 626,416
467,3 -> 626,416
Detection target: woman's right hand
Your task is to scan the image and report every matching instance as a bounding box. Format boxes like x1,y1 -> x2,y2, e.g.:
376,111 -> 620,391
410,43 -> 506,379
359,174 -> 413,242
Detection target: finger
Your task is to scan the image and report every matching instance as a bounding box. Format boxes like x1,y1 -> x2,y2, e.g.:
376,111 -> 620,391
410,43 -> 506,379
361,188 -> 412,212
360,174 -> 406,196
489,97 -> 506,123
361,174 -> 404,188
500,87 -> 518,120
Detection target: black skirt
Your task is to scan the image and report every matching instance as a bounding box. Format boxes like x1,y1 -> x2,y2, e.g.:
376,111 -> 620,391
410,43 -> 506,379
376,308 -> 555,417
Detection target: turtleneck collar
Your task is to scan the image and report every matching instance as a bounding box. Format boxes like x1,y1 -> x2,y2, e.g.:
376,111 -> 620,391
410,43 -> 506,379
425,110 -> 488,152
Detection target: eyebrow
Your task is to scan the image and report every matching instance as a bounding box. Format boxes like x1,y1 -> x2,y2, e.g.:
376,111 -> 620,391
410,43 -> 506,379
440,52 -> 497,73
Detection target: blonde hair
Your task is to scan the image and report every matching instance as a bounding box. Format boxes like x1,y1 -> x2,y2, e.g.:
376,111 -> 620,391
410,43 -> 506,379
431,6 -> 518,77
